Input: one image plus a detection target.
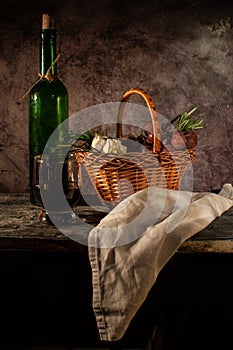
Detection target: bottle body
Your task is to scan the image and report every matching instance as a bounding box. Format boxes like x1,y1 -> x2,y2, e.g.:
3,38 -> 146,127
29,15 -> 68,205
29,77 -> 68,157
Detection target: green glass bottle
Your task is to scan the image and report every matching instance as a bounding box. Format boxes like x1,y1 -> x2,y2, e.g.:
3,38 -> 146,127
29,14 -> 68,205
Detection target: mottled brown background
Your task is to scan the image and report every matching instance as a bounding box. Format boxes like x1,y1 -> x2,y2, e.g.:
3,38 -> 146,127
0,0 -> 232,193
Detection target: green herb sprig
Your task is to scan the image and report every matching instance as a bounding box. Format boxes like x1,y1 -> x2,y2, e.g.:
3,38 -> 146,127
175,107 -> 204,132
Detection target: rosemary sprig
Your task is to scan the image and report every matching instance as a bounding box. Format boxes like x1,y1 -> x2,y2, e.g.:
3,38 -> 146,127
176,107 -> 204,132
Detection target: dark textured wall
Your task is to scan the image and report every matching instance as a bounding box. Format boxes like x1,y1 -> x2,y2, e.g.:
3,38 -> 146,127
0,0 -> 232,192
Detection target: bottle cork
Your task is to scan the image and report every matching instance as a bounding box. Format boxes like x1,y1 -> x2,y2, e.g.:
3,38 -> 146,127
42,14 -> 55,30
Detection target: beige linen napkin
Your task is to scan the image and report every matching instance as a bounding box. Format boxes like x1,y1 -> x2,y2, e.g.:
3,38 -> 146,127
88,184 -> 233,341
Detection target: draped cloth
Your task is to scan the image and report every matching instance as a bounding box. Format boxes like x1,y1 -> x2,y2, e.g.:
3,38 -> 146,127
88,184 -> 233,341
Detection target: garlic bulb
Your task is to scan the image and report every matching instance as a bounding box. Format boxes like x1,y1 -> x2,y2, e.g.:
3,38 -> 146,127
91,134 -> 127,154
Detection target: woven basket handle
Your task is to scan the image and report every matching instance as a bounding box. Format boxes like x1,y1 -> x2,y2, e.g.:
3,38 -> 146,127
117,88 -> 161,153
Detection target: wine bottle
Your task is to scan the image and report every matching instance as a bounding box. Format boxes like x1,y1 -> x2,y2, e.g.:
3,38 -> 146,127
29,14 -> 68,205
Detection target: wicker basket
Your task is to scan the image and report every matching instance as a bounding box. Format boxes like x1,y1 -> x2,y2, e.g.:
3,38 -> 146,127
77,88 -> 195,207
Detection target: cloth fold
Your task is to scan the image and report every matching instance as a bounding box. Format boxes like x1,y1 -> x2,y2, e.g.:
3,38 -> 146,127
88,184 -> 233,341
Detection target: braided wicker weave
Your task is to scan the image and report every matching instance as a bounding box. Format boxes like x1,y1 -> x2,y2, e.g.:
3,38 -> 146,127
77,88 -> 195,207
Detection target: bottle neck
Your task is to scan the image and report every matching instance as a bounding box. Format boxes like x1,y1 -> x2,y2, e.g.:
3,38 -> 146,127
40,29 -> 57,77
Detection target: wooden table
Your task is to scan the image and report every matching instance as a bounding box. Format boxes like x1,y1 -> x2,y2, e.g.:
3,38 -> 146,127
0,193 -> 233,350
1,193 -> 232,253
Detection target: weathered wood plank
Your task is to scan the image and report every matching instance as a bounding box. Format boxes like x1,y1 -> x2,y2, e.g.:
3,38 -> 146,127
0,193 -> 232,253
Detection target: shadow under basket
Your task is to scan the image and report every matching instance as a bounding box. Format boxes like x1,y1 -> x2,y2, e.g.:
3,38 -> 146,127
75,88 -> 195,208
